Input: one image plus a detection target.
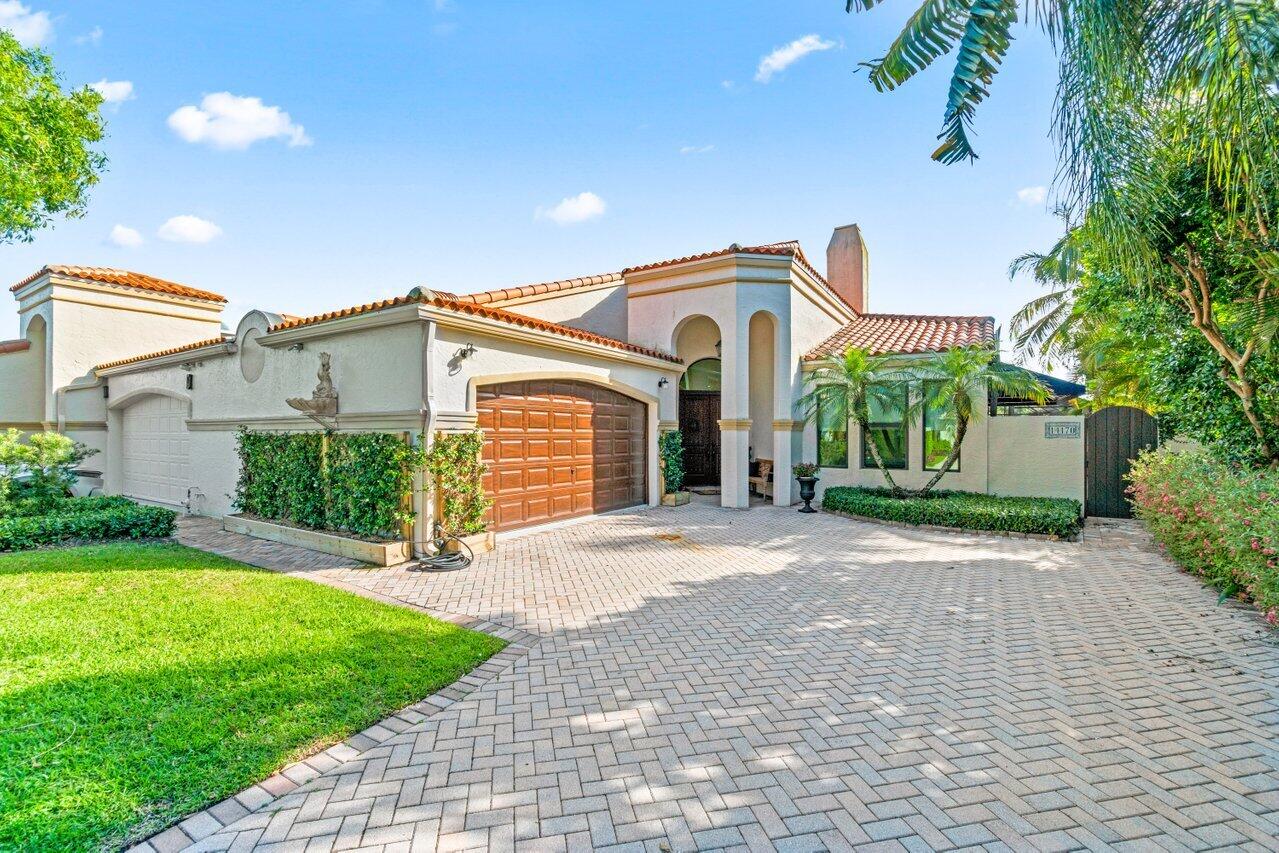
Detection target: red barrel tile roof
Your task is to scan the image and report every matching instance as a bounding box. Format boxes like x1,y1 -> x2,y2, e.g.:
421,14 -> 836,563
803,314 -> 996,359
0,338 -> 31,355
269,291 -> 681,363
10,265 -> 227,303
96,337 -> 231,370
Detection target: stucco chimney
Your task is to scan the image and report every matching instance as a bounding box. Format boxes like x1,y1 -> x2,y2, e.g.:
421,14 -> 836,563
826,224 -> 869,314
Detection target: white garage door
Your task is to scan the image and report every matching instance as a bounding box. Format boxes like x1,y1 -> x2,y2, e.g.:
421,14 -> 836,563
122,394 -> 191,507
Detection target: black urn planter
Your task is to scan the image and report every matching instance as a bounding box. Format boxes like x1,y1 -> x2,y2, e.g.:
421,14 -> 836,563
797,476 -> 819,513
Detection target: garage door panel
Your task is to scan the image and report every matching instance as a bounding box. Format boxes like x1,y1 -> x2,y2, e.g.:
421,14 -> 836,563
121,394 -> 191,507
477,380 -> 646,532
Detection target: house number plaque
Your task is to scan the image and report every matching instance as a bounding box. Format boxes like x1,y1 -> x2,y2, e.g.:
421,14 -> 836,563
1044,421 -> 1081,439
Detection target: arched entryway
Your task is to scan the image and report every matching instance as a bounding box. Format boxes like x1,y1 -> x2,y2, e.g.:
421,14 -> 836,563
112,390 -> 193,508
673,316 -> 722,487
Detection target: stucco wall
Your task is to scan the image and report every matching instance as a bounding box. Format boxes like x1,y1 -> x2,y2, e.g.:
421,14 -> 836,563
747,311 -> 774,458
0,320 -> 46,426
494,284 -> 628,341
987,414 -> 1085,503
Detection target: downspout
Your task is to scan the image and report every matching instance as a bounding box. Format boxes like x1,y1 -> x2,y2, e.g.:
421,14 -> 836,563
417,316 -> 438,556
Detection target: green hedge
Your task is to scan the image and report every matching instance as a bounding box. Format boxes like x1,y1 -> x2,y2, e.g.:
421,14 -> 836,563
234,430 -> 421,540
822,486 -> 1082,538
4,495 -> 138,518
1128,449 -> 1279,625
0,502 -> 176,551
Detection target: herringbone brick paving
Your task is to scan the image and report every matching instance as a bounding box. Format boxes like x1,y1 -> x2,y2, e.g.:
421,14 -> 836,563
176,502 -> 1279,851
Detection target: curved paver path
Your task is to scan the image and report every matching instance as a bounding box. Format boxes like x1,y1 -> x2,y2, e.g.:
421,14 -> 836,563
179,501 -> 1279,851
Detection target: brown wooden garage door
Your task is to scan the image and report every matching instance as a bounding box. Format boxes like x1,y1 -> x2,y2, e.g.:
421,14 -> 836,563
477,380 -> 646,531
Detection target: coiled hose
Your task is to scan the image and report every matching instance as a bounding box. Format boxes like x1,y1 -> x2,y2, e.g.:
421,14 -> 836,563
410,522 -> 474,571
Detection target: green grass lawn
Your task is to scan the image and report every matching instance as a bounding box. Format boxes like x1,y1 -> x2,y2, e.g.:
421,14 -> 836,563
0,542 -> 505,851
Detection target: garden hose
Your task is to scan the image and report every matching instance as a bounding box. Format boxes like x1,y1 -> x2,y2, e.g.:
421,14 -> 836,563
410,522 -> 474,572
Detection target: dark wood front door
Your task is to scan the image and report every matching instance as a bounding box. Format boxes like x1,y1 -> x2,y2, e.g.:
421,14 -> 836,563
477,380 -> 647,531
1085,406 -> 1160,518
678,390 -> 720,486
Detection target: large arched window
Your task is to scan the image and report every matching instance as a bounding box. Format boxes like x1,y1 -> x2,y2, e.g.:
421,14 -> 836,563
679,357 -> 721,391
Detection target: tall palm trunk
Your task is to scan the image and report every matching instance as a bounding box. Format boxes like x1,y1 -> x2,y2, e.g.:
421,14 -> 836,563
918,414 -> 968,496
859,417 -> 904,495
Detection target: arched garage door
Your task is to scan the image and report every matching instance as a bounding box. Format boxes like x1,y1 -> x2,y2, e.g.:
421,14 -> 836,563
476,380 -> 646,531
121,394 -> 192,507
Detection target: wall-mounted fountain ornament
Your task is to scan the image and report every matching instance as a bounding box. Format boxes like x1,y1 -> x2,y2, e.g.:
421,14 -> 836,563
287,352 -> 339,426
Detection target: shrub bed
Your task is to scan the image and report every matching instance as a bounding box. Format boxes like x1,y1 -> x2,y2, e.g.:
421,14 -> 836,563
1128,449 -> 1279,625
0,501 -> 176,551
234,430 -> 423,540
822,486 -> 1082,539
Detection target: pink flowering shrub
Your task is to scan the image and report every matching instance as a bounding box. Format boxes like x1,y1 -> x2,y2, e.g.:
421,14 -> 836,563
1127,449 -> 1279,625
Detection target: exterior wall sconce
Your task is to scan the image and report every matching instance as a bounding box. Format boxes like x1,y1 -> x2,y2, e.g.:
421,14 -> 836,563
456,343 -> 477,360
288,342 -> 304,351
658,377 -> 669,388
102,385 -> 109,399
715,340 -> 722,356
186,374 -> 194,390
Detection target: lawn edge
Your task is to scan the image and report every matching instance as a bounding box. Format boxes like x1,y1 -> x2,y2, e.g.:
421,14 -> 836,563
129,566 -> 540,853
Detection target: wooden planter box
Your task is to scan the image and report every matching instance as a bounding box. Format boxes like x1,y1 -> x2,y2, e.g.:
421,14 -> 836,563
445,530 -> 495,555
661,491 -> 691,506
224,515 -> 412,566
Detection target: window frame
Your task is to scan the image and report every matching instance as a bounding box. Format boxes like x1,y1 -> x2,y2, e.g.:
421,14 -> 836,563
679,357 -> 722,391
922,379 -> 960,473
816,386 -> 849,469
859,382 -> 909,470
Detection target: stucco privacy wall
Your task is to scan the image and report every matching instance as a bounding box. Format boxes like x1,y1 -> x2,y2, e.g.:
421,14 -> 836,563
987,414 -> 1085,503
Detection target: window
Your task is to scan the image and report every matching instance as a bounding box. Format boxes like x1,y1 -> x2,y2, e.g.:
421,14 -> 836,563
861,383 -> 908,469
923,380 -> 959,471
679,357 -> 721,391
816,387 -> 848,468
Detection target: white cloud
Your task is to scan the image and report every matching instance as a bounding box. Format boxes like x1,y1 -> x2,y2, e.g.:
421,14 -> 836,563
75,26 -> 102,45
167,92 -> 311,150
108,224 -> 143,248
535,191 -> 606,225
755,34 -> 836,83
157,215 -> 222,244
0,1 -> 52,46
1014,185 -> 1048,206
90,79 -> 133,104
679,144 -> 715,155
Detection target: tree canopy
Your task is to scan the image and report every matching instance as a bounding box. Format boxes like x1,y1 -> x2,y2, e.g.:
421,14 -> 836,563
0,31 -> 106,243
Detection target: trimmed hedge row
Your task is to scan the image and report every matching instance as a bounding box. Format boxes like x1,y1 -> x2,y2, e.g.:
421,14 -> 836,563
234,430 -> 422,540
0,501 -> 177,551
1128,449 -> 1279,625
822,486 -> 1082,539
4,495 -> 138,518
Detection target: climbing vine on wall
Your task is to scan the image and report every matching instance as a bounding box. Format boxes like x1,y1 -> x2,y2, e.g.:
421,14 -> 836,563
425,430 -> 492,534
659,430 -> 685,494
234,428 -> 423,539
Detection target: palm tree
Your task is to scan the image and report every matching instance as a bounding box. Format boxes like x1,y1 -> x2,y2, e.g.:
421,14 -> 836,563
914,346 -> 1048,495
843,1 -> 1279,242
798,346 -> 917,494
1008,228 -> 1083,370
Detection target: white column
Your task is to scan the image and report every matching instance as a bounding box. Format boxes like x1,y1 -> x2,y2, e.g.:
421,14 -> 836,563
718,309 -> 751,509
772,422 -> 796,506
772,306 -> 795,507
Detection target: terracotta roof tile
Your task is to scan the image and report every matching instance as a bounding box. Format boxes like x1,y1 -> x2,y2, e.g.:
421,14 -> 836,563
96,336 -> 231,370
268,292 -> 681,363
445,271 -> 624,306
803,314 -> 996,359
0,338 -> 31,355
10,265 -> 227,303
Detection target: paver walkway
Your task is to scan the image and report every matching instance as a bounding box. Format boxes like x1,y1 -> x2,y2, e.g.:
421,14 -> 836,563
174,503 -> 1278,851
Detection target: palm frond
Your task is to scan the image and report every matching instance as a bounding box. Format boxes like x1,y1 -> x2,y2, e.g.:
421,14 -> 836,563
862,0 -> 972,92
933,0 -> 1018,163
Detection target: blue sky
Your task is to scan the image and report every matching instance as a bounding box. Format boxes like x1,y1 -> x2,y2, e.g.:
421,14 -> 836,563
2,0 -> 1064,366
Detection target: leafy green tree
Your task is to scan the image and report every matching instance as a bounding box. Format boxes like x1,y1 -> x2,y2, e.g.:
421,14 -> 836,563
1008,228 -> 1084,370
0,31 -> 106,243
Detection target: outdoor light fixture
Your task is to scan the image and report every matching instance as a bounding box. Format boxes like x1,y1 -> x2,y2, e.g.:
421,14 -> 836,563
658,377 -> 669,388
288,342 -> 305,351
456,343 -> 477,360
186,374 -> 194,390
715,339 -> 722,356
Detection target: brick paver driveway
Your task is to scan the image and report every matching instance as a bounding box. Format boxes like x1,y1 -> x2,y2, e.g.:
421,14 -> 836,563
192,501 -> 1279,851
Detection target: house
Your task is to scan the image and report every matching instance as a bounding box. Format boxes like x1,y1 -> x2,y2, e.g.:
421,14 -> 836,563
0,225 -> 1084,548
